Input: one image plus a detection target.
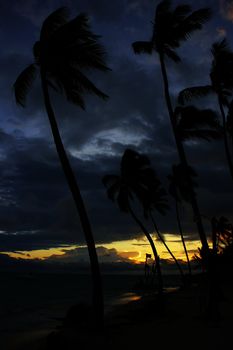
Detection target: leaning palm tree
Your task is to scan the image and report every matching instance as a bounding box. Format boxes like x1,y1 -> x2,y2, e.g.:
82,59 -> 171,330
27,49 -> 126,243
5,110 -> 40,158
140,169 -> 185,279
171,105 -> 221,274
132,0 -> 212,256
102,149 -> 163,295
168,164 -> 196,276
14,8 -> 110,325
179,39 -> 233,180
226,99 -> 233,156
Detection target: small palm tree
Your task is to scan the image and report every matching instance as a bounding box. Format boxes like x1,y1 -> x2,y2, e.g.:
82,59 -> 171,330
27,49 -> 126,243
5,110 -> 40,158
141,171 -> 185,279
212,216 -> 233,254
167,164 -> 197,276
132,0 -> 212,256
14,8 -> 110,325
179,39 -> 233,179
102,149 -> 163,295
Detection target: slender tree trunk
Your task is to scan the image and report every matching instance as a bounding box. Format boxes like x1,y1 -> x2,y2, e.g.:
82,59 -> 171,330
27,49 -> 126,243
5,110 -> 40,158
218,94 -> 233,180
159,52 -> 209,257
40,69 -> 104,326
175,200 -> 192,276
149,211 -> 184,279
128,206 -> 163,296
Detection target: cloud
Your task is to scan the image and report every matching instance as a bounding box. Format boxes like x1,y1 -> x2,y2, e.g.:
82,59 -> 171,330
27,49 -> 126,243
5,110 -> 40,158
47,246 -> 138,264
220,0 -> 233,21
216,27 -> 227,37
0,0 -> 232,256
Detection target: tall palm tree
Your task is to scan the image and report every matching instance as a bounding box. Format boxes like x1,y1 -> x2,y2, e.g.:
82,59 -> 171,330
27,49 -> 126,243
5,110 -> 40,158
178,39 -> 233,180
171,105 -> 221,274
102,149 -> 163,295
14,8 -> 110,325
132,0 -> 212,256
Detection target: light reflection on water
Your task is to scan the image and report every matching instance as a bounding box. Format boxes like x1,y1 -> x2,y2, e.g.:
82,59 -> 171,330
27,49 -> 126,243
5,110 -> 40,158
117,292 -> 142,304
105,292 -> 142,314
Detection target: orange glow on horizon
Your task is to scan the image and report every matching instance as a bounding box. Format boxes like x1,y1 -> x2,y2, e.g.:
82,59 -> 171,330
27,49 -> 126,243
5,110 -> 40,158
4,245 -> 78,260
2,234 -> 201,264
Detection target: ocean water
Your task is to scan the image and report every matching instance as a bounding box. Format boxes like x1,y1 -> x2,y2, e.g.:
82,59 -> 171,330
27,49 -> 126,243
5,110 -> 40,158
0,271 -> 182,335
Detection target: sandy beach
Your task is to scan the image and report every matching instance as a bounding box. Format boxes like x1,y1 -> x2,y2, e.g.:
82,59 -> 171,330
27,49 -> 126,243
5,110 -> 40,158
3,275 -> 233,350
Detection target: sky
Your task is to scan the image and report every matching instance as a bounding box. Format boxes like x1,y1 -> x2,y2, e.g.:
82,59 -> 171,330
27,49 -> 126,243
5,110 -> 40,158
0,0 -> 233,269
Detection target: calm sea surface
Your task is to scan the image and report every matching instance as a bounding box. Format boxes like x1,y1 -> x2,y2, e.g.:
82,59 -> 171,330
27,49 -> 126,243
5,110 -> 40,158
0,271 -> 182,334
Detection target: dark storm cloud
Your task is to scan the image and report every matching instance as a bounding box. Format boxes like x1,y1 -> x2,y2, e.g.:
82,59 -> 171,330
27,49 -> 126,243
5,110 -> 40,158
0,0 -> 232,253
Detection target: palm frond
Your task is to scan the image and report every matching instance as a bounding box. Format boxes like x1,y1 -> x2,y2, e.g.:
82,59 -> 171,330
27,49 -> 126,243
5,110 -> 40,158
175,106 -> 222,141
210,39 -> 233,92
61,80 -> 86,109
53,13 -> 95,43
67,42 -> 110,72
181,129 -> 222,141
52,64 -> 108,109
102,174 -> 119,188
132,41 -> 153,55
211,38 -> 232,58
40,7 -> 69,42
71,69 -> 109,100
164,46 -> 181,62
102,175 -> 120,202
178,85 -> 213,105
174,8 -> 212,43
47,13 -> 110,73
173,4 -> 191,21
14,64 -> 37,107
168,163 -> 197,203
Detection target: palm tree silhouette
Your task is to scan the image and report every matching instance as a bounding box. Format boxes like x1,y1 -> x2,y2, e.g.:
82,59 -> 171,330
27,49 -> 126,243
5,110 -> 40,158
13,8 -> 110,325
132,0 -> 212,256
141,169 -> 185,279
179,39 -> 233,180
226,99 -> 233,155
174,105 -> 222,142
212,216 -> 233,254
167,164 -> 197,276
170,106 -> 221,275
102,149 -> 163,295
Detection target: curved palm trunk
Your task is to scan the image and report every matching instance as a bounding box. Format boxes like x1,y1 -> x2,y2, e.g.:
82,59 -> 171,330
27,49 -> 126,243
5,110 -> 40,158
175,200 -> 192,276
159,52 -> 209,257
149,211 -> 184,279
218,94 -> 233,180
128,205 -> 163,296
40,69 -> 104,326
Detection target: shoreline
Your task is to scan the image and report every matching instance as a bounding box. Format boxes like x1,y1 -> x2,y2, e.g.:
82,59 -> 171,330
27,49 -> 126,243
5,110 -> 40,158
2,275 -> 233,349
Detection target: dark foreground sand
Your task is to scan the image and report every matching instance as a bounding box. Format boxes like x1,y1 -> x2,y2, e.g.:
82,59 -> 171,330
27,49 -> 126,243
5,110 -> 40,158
3,277 -> 233,350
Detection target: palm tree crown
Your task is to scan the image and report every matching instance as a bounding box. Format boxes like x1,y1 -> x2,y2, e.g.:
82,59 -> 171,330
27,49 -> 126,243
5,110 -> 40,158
14,7 -> 109,109
174,105 -> 222,142
178,39 -> 233,180
178,39 -> 233,105
132,0 -> 211,62
103,148 -> 168,214
13,7 -> 110,326
103,148 -> 166,295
